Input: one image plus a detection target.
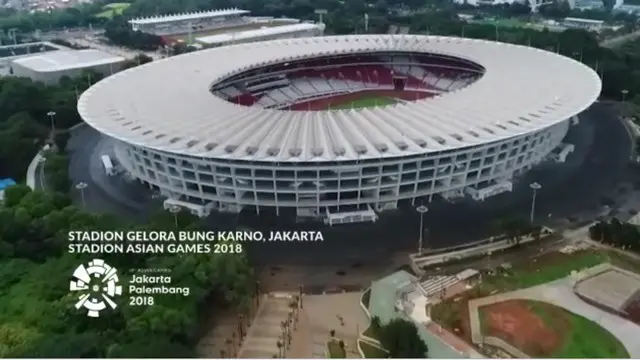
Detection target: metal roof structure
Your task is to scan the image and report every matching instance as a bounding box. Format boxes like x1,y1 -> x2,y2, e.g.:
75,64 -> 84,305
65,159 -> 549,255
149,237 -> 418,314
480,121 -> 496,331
128,8 -> 249,26
12,49 -> 125,72
77,35 -> 602,163
195,23 -> 323,45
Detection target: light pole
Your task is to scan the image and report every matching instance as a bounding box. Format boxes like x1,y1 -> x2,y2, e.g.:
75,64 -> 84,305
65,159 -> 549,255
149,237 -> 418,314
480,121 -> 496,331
47,111 -> 56,140
529,182 -> 542,224
75,182 -> 88,208
416,205 -> 428,255
621,89 -> 629,103
314,9 -> 327,24
169,205 -> 181,228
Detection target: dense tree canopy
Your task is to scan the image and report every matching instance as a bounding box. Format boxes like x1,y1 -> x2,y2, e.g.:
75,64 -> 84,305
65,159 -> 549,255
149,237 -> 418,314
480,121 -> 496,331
589,218 -> 640,252
378,318 -> 428,358
0,185 -> 254,357
0,71 -> 102,180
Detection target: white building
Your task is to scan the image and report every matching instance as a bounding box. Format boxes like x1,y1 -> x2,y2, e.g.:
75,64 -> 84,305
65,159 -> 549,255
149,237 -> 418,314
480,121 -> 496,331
10,49 -> 126,85
77,35 -> 601,222
128,8 -> 250,36
195,23 -> 326,47
562,17 -> 605,30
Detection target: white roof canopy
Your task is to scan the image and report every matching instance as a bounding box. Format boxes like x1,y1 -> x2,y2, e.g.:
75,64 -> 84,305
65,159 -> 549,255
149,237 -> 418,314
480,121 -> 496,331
77,35 -> 602,162
128,8 -> 249,26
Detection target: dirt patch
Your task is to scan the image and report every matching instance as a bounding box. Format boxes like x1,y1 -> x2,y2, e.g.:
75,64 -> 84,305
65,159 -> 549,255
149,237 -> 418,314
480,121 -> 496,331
623,296 -> 640,325
431,287 -> 491,343
481,300 -> 569,357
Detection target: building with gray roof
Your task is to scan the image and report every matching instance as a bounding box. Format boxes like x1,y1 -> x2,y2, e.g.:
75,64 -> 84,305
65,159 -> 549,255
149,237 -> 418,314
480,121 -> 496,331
10,49 -> 126,85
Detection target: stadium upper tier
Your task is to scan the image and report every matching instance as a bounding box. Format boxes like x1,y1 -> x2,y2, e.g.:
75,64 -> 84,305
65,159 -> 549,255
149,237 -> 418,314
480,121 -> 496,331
78,35 -> 602,163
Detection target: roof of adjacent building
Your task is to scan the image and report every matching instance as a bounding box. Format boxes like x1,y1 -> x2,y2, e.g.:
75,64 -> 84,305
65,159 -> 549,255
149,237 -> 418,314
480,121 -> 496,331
128,8 -> 250,26
77,35 -> 602,162
11,49 -> 125,73
195,23 -> 323,45
564,17 -> 605,24
0,178 -> 16,191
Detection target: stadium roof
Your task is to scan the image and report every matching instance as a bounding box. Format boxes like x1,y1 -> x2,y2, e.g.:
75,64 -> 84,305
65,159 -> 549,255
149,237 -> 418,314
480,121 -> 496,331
128,9 -> 249,26
195,23 -> 323,45
12,49 -> 125,73
77,35 -> 602,162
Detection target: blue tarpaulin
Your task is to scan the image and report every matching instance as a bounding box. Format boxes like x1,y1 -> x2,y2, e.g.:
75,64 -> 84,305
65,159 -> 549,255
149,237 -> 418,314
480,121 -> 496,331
0,178 -> 16,191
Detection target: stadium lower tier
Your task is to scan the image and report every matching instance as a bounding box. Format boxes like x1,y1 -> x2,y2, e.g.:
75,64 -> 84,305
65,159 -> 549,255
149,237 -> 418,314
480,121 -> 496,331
114,120 -> 570,219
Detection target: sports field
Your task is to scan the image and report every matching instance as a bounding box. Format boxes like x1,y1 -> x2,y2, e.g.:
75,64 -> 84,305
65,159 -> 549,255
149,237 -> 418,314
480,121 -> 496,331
329,95 -> 397,110
96,3 -> 130,19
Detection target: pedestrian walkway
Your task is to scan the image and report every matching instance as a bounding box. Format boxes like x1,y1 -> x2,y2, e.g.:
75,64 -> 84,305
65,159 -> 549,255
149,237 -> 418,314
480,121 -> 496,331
288,305 -> 313,358
239,294 -> 294,358
197,311 -> 244,358
26,149 -> 45,190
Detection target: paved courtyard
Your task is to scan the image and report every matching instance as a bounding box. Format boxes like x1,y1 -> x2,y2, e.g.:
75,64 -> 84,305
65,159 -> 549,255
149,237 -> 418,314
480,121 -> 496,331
304,292 -> 368,358
239,294 -> 294,358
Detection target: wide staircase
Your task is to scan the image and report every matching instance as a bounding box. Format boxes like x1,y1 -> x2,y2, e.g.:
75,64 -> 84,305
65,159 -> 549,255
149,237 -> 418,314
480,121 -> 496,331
239,294 -> 294,358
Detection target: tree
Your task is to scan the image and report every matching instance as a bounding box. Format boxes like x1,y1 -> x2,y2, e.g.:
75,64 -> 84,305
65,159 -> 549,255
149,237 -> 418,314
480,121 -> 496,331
379,318 -> 428,358
0,186 -> 255,357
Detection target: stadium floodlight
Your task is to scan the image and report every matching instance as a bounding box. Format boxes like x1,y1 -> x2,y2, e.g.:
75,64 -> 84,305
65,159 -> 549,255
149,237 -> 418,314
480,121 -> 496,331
314,9 -> 327,24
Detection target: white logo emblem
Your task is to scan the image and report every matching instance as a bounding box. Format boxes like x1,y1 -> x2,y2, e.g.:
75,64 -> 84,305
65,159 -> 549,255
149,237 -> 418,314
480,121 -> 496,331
69,259 -> 122,317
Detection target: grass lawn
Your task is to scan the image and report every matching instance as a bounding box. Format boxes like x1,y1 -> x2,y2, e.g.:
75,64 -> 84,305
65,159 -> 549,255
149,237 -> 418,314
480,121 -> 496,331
481,299 -> 629,358
473,18 -> 531,29
96,3 -> 130,19
327,339 -> 346,358
359,340 -> 389,358
329,96 -> 397,110
480,250 -> 607,292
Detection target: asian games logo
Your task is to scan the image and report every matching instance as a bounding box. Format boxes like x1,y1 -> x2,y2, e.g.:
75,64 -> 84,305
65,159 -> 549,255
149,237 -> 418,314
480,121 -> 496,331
69,259 -> 122,317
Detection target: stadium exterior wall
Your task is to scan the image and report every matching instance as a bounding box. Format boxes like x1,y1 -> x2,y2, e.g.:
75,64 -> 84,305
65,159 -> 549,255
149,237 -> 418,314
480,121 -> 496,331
111,119 -> 570,217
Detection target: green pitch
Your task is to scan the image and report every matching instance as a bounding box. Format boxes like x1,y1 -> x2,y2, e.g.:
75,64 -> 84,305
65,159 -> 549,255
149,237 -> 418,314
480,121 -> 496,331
96,3 -> 131,18
329,95 -> 397,110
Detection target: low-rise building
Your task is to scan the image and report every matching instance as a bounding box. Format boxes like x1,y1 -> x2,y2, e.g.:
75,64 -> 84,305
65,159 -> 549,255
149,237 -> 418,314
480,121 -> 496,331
10,49 -> 126,84
195,22 -> 325,48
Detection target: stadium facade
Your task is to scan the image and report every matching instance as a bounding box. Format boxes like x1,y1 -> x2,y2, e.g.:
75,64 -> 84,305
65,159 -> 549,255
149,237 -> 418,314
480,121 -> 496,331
78,35 -> 602,223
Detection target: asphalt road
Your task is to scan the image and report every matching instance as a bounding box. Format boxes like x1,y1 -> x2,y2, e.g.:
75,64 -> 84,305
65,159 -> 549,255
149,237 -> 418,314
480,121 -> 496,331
67,103 -> 632,270
601,29 -> 640,48
67,125 -> 152,221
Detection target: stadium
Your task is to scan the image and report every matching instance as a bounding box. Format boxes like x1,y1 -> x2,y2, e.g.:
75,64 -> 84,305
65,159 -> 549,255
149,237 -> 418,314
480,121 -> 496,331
77,35 -> 602,224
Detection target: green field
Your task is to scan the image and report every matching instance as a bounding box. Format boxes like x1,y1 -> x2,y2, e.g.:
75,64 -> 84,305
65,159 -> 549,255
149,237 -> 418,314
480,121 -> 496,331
471,18 -> 532,29
358,340 -> 389,358
329,95 -> 397,110
96,3 -> 131,19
